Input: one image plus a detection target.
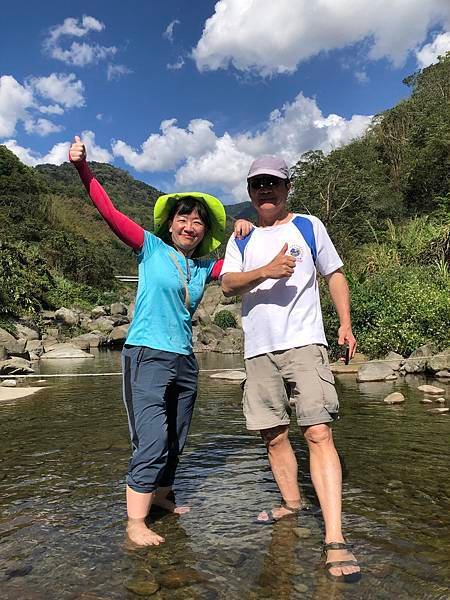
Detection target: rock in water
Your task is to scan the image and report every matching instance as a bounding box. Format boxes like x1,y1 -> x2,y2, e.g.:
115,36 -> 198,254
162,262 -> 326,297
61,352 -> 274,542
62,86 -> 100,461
383,392 -> 405,404
417,385 -> 445,395
427,407 -> 449,414
357,362 -> 395,382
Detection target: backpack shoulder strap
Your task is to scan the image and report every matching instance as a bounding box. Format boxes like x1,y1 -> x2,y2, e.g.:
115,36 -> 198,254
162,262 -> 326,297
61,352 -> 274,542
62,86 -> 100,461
235,228 -> 255,260
292,215 -> 317,263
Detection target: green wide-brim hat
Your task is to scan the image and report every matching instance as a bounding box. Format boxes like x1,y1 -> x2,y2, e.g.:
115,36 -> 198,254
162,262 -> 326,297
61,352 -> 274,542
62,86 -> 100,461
153,192 -> 226,257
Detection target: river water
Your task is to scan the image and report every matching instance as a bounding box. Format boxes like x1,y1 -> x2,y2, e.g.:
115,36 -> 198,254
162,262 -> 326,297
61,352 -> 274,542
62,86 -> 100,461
0,350 -> 449,599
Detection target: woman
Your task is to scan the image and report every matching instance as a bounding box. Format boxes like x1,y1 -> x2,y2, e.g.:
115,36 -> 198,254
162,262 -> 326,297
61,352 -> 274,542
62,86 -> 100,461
69,136 -> 251,546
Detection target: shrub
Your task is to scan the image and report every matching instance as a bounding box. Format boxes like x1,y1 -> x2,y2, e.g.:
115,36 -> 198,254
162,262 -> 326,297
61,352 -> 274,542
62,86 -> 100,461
213,309 -> 238,329
321,266 -> 450,359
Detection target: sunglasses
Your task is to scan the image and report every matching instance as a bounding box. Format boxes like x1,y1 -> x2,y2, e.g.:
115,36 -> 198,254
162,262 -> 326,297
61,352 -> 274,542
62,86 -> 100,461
249,176 -> 283,191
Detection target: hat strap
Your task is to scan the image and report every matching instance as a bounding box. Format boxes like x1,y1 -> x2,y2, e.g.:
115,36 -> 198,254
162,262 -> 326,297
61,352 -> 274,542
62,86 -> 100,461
169,252 -> 191,310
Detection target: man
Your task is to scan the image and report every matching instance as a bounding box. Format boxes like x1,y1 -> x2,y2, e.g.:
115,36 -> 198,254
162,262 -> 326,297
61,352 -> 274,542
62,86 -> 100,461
221,156 -> 360,582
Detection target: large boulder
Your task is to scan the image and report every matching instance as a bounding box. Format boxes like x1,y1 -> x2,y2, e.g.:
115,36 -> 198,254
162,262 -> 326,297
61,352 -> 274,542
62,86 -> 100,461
199,285 -> 223,316
91,306 -> 107,318
356,361 -> 395,382
0,328 -> 25,355
87,317 -> 115,333
0,358 -> 34,375
110,302 -> 128,316
384,351 -> 404,371
71,333 -> 107,350
0,345 -> 7,361
401,344 -> 435,374
55,307 -> 79,326
216,328 -> 244,354
14,324 -> 40,341
109,325 -> 129,346
40,344 -> 94,359
427,349 -> 450,373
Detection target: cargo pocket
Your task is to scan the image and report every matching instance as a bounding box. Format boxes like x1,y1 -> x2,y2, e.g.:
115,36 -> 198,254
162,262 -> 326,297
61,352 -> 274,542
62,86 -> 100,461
317,366 -> 339,414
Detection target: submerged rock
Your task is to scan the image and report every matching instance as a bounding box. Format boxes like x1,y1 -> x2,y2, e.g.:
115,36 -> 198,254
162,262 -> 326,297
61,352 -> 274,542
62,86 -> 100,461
1,379 -> 17,387
435,370 -> 450,378
427,407 -> 449,414
383,392 -> 405,404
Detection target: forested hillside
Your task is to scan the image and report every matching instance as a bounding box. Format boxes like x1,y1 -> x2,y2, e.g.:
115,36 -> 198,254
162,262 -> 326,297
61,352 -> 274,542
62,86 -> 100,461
0,54 -> 448,356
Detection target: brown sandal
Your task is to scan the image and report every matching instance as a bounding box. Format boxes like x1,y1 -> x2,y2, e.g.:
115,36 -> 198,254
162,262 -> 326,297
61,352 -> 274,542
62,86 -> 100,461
322,541 -> 361,583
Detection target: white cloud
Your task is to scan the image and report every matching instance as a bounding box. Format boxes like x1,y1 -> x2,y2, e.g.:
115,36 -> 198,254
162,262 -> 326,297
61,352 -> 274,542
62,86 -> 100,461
29,73 -> 85,108
112,92 -> 372,202
96,113 -> 103,120
416,31 -> 450,67
39,104 -> 65,115
44,15 -> 117,67
112,118 -> 217,171
0,76 -> 34,137
4,130 -> 112,167
163,20 -> 180,43
192,0 -> 450,75
24,118 -> 63,136
167,56 -> 185,70
107,64 -> 133,81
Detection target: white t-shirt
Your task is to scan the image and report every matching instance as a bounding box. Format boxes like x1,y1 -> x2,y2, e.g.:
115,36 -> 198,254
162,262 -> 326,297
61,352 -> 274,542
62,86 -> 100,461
220,214 -> 343,359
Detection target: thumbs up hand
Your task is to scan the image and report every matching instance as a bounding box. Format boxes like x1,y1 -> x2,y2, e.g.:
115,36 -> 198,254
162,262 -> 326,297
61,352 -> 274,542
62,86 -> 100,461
261,242 -> 296,279
69,135 -> 86,162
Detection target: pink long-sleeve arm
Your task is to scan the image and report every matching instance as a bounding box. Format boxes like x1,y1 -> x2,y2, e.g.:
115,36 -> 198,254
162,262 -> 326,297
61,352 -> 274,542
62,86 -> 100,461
73,160 -> 144,251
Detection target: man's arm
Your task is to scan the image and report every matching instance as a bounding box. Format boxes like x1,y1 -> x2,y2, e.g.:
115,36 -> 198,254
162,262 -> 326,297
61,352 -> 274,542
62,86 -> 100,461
324,268 -> 357,357
221,242 -> 295,297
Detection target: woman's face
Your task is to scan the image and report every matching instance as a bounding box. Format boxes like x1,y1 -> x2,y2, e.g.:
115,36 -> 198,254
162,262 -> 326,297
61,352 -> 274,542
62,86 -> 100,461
169,209 -> 206,256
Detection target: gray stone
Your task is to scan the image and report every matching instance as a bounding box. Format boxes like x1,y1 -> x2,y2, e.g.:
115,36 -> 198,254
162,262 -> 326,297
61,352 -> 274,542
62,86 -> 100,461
0,386 -> 43,401
5,339 -> 27,356
88,317 -> 115,333
419,398 -> 433,404
40,344 -> 94,359
435,397 -> 446,404
42,337 -> 59,353
427,407 -> 449,414
25,339 -> 44,356
110,302 -> 127,316
417,384 -> 445,395
356,362 -> 395,382
435,370 -> 450,378
109,325 -> 129,346
91,306 -> 107,318
384,392 -> 405,404
45,328 -> 59,339
55,307 -> 79,326
15,324 -> 39,341
427,349 -> 450,373
384,351 -> 404,371
1,379 -> 17,387
0,345 -> 6,361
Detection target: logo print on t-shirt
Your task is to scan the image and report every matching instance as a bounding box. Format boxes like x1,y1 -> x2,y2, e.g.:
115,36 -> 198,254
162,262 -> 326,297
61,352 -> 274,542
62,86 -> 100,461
289,244 -> 304,261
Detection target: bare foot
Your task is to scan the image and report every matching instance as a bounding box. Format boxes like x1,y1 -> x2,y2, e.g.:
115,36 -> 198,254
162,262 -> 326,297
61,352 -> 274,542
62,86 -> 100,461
127,519 -> 165,546
324,542 -> 360,580
153,489 -> 190,515
257,502 -> 302,523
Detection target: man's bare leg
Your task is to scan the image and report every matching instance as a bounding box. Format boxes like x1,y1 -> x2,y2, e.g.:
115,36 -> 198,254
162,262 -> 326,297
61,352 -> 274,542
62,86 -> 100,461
303,424 -> 360,578
126,485 -> 165,546
257,425 -> 303,521
153,486 -> 190,514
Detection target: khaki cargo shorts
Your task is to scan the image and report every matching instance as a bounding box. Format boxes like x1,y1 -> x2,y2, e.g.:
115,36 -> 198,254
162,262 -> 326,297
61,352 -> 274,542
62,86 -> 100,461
242,344 -> 339,430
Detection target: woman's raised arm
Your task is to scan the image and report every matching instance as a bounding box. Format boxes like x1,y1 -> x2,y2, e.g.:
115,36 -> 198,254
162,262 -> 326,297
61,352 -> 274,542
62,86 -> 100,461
69,136 -> 144,251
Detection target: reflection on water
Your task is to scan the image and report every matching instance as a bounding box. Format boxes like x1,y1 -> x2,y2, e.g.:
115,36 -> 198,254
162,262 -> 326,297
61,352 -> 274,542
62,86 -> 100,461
0,350 -> 449,599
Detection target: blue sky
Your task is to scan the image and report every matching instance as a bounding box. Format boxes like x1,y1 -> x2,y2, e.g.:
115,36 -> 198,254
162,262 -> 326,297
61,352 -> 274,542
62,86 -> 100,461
1,0 -> 449,203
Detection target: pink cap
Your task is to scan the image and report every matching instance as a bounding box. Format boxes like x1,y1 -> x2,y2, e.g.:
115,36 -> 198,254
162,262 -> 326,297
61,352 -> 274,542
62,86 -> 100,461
247,155 -> 290,179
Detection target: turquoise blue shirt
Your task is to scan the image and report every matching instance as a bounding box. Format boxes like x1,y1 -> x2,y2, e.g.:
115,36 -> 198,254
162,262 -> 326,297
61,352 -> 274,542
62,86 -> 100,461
125,231 -> 215,355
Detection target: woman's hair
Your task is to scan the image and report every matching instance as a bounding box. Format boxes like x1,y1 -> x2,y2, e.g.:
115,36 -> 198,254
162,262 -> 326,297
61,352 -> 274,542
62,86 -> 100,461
168,196 -> 211,231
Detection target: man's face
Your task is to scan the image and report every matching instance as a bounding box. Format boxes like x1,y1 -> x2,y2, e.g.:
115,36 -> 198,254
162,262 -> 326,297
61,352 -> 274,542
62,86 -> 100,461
247,175 -> 290,216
